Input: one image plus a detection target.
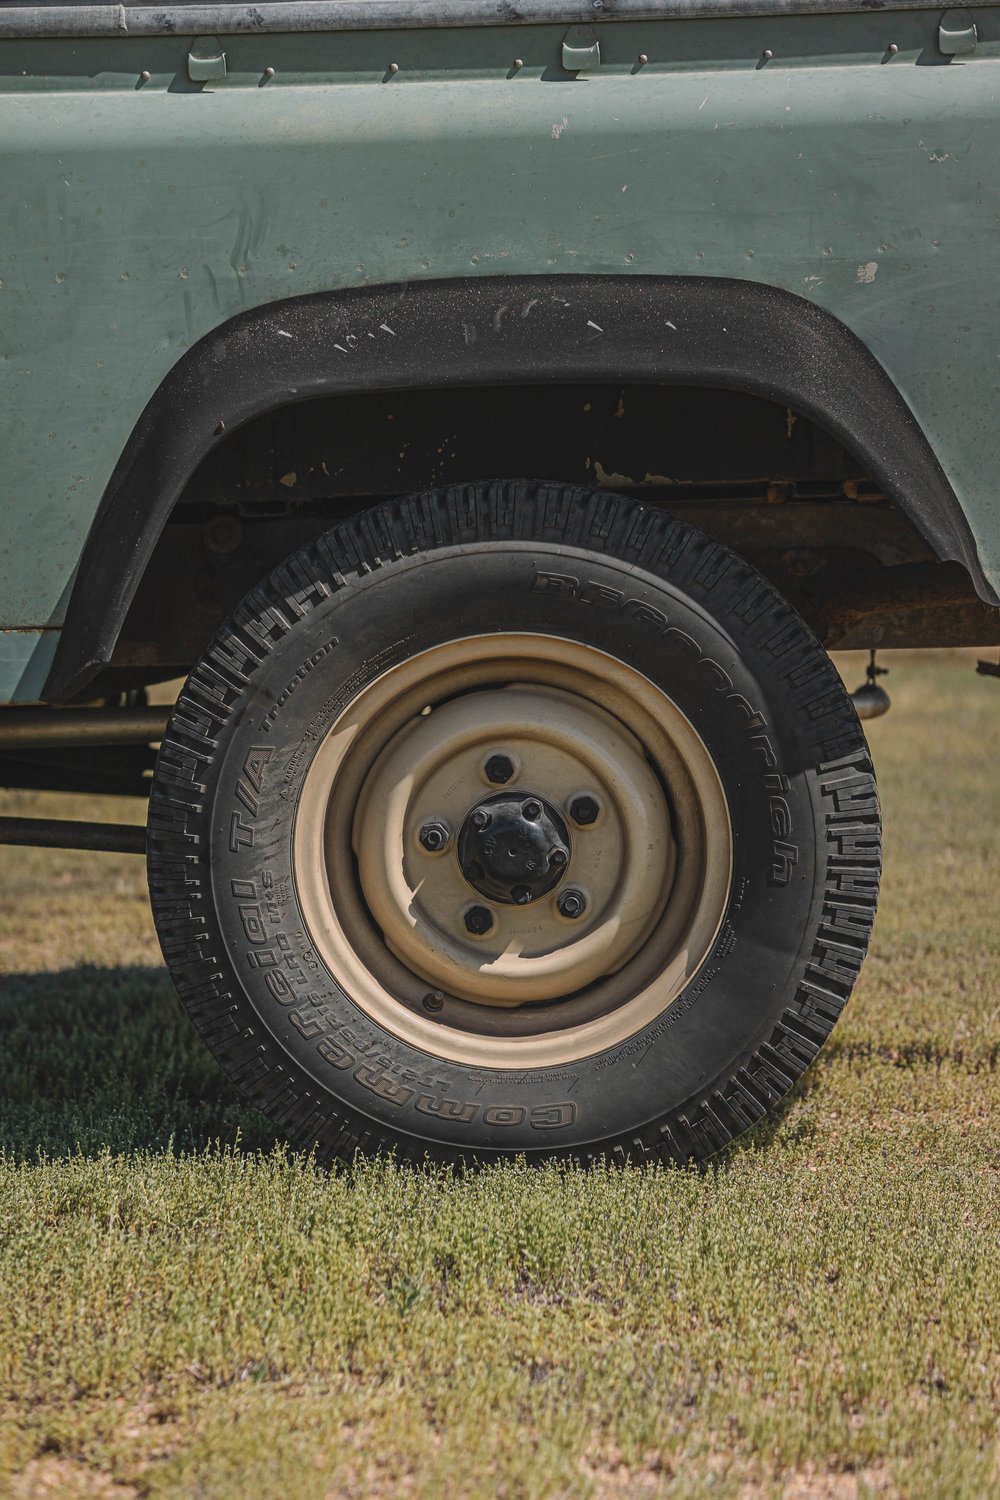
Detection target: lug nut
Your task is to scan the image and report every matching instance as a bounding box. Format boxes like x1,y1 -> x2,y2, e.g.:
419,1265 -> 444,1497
465,905 -> 494,935
471,807 -> 491,831
485,753 -> 515,785
557,889 -> 587,919
569,795 -> 600,827
511,885 -> 533,905
549,848 -> 568,867
522,799 -> 542,821
419,821 -> 450,852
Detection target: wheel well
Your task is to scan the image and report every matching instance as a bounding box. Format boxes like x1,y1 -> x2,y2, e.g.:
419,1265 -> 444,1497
44,274 -> 997,701
96,379 -> 996,699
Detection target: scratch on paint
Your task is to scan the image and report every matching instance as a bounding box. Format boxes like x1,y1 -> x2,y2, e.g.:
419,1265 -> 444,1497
856,261 -> 879,284
551,116 -> 570,140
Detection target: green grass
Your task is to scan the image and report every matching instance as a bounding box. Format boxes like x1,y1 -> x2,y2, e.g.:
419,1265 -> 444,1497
0,650 -> 997,1499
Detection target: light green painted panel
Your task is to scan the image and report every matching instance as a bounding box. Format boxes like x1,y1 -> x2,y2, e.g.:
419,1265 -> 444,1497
0,11 -> 998,699
0,630 -> 58,702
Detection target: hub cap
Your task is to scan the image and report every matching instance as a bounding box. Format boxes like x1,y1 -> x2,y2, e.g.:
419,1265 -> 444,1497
458,792 -> 570,906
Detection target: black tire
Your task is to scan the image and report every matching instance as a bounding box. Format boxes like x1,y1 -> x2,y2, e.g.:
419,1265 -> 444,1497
147,482 -> 881,1165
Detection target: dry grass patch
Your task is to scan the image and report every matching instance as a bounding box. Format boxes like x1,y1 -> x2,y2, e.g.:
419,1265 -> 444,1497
0,649 -> 996,1499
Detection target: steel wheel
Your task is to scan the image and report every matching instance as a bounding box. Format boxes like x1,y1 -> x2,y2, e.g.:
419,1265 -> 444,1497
293,634 -> 732,1068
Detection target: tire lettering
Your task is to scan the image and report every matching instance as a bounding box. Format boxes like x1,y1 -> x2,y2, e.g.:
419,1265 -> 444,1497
483,1105 -> 526,1126
415,1095 -> 478,1124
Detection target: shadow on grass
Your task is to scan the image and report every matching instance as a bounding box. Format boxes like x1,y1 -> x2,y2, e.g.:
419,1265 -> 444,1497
0,965 -> 279,1161
0,964 -> 818,1171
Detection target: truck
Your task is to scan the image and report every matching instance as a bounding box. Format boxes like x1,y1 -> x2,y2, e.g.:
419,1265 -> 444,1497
1,0 -> 998,1165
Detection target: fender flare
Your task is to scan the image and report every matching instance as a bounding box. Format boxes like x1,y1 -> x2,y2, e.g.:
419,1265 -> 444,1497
45,273 -> 994,701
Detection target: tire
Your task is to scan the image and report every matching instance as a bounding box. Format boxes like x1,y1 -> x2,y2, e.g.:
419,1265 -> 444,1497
147,481 -> 881,1165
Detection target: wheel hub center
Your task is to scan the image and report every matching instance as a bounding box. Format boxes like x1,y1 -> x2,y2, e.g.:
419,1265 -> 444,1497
458,791 -> 571,905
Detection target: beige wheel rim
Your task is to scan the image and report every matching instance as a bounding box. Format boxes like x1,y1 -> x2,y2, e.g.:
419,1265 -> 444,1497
293,634 -> 732,1069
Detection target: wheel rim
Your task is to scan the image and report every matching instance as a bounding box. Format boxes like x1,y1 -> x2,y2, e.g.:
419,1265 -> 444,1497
293,634 -> 732,1069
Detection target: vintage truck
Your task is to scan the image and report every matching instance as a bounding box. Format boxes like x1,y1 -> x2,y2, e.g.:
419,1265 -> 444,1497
1,0 -> 998,1164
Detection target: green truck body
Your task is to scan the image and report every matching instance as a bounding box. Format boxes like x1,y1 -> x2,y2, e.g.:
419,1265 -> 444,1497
2,1 -> 1000,702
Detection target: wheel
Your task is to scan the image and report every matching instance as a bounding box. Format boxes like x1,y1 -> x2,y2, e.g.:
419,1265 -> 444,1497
147,481 -> 881,1165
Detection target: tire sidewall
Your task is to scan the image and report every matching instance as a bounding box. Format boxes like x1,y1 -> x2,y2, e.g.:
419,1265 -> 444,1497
201,539 -> 826,1157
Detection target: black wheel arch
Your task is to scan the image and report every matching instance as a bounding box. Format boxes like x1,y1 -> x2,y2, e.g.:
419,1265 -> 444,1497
44,273 -> 995,702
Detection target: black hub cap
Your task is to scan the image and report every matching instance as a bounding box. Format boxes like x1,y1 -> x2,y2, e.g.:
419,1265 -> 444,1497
457,792 -> 571,906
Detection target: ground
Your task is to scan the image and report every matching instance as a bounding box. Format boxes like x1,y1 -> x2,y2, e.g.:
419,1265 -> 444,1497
0,650 -> 997,1500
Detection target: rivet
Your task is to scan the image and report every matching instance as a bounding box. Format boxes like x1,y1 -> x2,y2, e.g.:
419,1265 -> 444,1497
638,53 -> 649,65
264,65 -> 276,78
419,821 -> 450,853
513,57 -> 524,69
569,794 -> 600,827
484,753 -> 515,785
139,69 -> 151,82
887,42 -> 898,54
557,889 -> 587,920
762,49 -> 774,61
388,61 -> 400,74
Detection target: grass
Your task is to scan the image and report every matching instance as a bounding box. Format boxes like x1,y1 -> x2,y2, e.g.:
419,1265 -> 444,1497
0,649 -> 997,1499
